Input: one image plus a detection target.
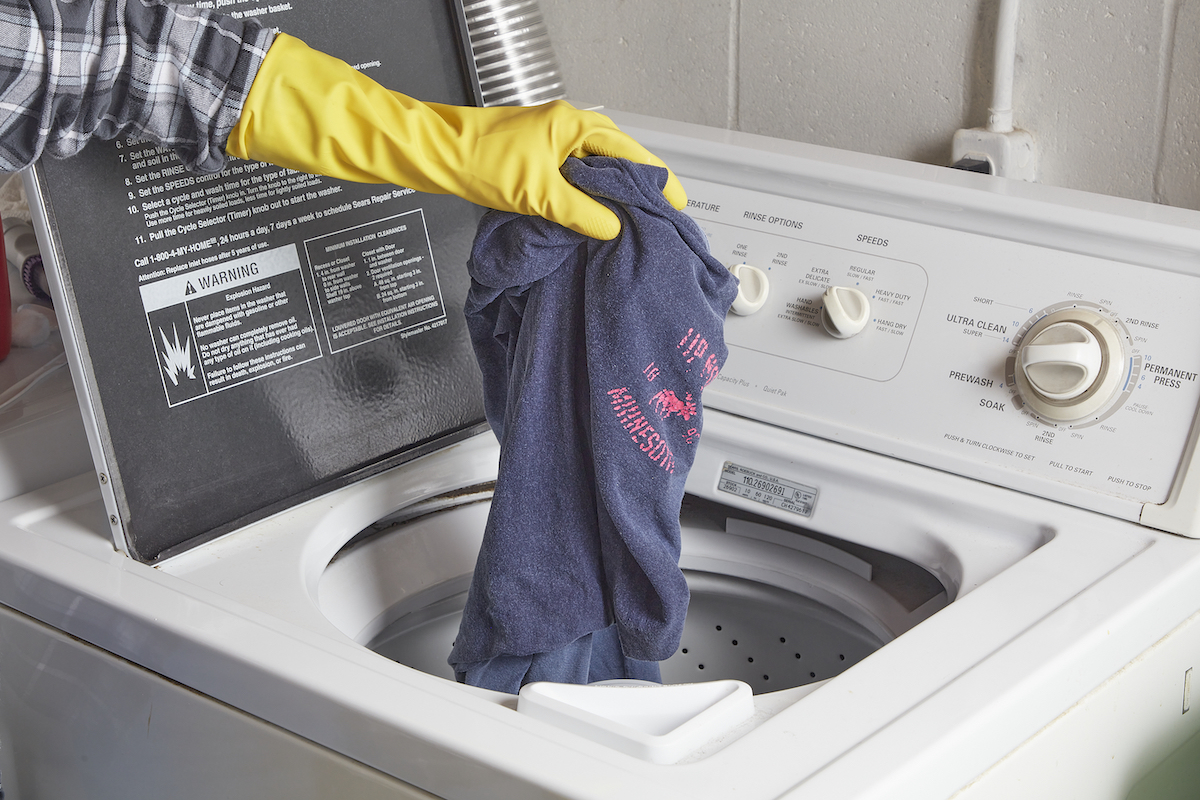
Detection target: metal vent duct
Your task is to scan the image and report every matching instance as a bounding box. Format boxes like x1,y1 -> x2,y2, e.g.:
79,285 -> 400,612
462,0 -> 567,106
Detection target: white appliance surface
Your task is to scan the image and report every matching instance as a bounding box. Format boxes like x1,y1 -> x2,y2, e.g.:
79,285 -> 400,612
0,337 -> 90,501
2,111 -> 1200,800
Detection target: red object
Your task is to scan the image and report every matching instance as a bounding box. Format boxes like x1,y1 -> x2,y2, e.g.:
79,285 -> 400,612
0,218 -> 10,361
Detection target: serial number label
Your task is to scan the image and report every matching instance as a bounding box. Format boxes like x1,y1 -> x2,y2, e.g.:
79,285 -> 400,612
718,462 -> 818,517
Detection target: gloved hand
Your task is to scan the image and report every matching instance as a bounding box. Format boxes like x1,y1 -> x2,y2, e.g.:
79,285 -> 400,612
226,33 -> 687,240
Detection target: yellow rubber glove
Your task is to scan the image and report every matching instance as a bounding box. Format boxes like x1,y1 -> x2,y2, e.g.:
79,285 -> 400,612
227,34 -> 687,240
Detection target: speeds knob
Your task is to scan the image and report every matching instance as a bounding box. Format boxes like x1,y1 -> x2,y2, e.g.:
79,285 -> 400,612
821,286 -> 871,339
1014,307 -> 1127,423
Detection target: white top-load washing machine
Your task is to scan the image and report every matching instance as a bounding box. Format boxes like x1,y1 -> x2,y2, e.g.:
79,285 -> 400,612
3,8 -> 1200,799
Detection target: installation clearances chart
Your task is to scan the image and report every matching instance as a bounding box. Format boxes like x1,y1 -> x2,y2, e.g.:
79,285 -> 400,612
31,0 -> 488,560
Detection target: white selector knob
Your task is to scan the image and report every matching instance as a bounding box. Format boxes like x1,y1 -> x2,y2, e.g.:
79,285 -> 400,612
821,286 -> 870,338
728,263 -> 770,315
1012,307 -> 1126,424
1019,322 -> 1104,400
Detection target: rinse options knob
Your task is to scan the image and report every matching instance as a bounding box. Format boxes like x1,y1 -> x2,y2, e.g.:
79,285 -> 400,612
1013,306 -> 1129,423
821,286 -> 871,338
728,263 -> 770,315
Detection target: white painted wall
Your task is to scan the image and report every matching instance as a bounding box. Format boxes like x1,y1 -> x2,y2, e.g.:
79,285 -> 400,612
540,0 -> 1200,210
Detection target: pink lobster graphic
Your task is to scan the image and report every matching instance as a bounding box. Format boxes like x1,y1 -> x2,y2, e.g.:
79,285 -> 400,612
651,389 -> 697,421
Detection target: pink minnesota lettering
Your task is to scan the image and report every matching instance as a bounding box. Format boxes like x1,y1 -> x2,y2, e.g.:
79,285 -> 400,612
607,387 -> 677,473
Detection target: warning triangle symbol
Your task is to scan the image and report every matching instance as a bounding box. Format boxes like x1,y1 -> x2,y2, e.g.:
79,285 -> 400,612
185,282 -> 197,296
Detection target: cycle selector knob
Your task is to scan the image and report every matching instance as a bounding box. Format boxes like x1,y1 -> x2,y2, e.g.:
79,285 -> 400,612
728,263 -> 770,315
1020,322 -> 1103,400
1013,307 -> 1127,423
821,286 -> 871,339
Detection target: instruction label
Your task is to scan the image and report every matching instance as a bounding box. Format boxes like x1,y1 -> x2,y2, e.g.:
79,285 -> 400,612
304,210 -> 447,353
140,245 -> 322,406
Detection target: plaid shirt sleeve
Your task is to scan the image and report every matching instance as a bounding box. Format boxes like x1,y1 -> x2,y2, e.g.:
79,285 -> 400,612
0,0 -> 274,173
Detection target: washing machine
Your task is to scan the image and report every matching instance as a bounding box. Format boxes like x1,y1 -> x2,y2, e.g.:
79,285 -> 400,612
3,97 -> 1200,798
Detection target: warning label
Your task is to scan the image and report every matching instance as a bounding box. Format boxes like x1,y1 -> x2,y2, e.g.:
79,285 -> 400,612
304,210 -> 446,353
140,244 -> 322,406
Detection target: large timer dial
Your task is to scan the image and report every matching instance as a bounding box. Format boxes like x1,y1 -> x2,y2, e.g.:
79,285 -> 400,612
1009,303 -> 1138,425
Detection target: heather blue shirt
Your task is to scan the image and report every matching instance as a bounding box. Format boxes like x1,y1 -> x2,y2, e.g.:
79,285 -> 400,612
450,156 -> 738,690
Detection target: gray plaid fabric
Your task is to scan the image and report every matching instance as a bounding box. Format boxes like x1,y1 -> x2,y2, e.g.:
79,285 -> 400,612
0,0 -> 273,173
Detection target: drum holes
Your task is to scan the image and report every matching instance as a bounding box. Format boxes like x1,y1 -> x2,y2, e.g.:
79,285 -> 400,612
809,672 -> 816,678
839,654 -> 845,661
747,657 -> 754,663
698,664 -> 705,670
681,648 -> 688,654
715,625 -> 722,631
732,640 -> 738,646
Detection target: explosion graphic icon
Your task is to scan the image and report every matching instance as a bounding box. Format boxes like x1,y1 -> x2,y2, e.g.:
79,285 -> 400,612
159,324 -> 196,386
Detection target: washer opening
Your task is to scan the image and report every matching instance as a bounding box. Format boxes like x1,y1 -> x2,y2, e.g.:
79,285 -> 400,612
319,491 -> 950,694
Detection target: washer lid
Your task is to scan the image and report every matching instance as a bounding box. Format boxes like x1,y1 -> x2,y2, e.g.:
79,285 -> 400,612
26,0 -> 488,563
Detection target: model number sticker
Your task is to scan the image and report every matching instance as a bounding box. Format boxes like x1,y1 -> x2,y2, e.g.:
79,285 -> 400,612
718,462 -> 818,517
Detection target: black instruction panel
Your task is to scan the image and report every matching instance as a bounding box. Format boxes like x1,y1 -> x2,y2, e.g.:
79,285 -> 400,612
30,0 -> 488,561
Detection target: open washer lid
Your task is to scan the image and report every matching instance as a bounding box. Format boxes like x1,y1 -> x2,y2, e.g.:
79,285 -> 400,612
26,0 -> 489,562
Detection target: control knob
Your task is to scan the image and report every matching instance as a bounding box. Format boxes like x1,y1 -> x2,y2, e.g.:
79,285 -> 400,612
821,286 -> 870,338
728,263 -> 769,315
1013,307 -> 1127,423
1020,322 -> 1102,400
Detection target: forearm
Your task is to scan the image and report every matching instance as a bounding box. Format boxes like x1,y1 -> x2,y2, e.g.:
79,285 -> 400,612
0,0 -> 273,172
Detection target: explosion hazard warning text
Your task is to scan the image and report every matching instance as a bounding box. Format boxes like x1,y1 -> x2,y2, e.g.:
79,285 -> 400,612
140,245 -> 322,406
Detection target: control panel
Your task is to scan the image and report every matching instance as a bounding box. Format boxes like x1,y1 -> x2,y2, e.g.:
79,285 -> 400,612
683,178 -> 1200,510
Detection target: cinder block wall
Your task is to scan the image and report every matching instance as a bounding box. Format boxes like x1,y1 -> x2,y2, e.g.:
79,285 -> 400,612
540,0 -> 1200,210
